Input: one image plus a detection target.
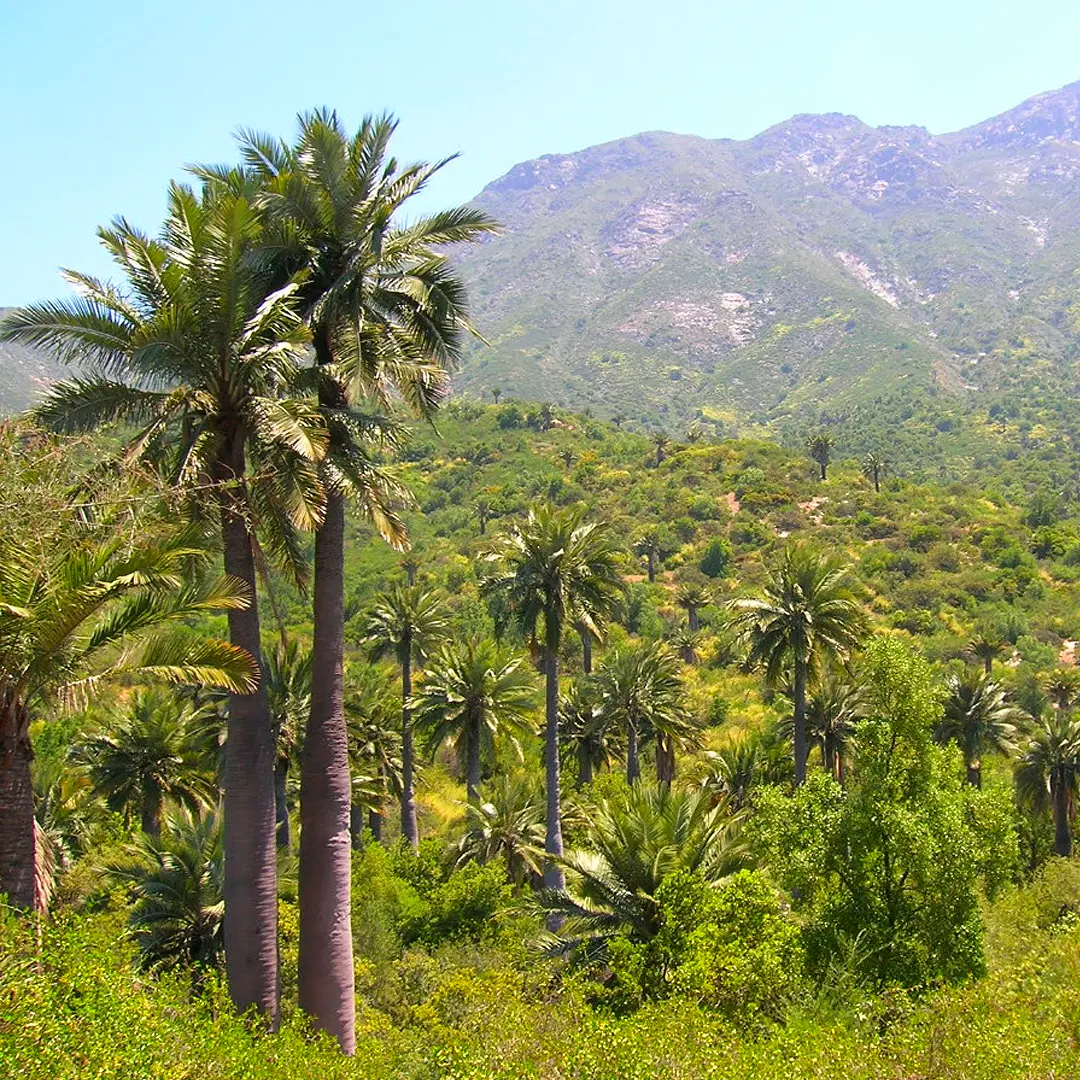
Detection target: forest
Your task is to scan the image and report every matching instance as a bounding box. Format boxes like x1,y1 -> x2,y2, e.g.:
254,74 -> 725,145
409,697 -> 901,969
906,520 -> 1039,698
3,112 -> 1080,1080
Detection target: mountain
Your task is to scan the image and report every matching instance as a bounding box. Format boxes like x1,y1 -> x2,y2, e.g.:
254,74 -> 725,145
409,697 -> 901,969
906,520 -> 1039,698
0,309 -> 68,413
453,81 -> 1080,435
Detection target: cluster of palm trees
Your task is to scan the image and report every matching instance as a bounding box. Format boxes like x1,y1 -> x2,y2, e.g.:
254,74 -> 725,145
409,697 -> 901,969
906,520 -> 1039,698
1,110 -> 495,1052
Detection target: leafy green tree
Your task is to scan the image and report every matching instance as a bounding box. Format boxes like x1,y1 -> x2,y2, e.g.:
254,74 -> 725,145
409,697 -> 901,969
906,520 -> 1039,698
482,504 -> 623,893
456,776 -> 546,890
595,642 -> 689,784
73,688 -> 216,838
360,586 -> 450,851
228,111 -> 494,1053
699,538 -> 732,579
730,545 -> 867,784
861,452 -> 887,492
3,181 -> 322,1022
806,432 -> 835,480
935,673 -> 1022,787
412,639 -> 537,806
671,627 -> 703,665
109,808 -> 224,990
1016,712 -> 1080,857
540,784 -> 747,962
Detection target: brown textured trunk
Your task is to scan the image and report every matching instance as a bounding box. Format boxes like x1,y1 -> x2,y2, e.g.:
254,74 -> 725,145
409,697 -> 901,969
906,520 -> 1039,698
368,806 -> 383,844
141,789 -> 162,839
1053,770 -> 1072,858
984,656 -> 993,677
646,551 -> 656,583
577,744 -> 593,789
873,472 -> 880,493
466,711 -> 482,806
656,734 -> 675,786
687,607 -> 700,633
218,476 -> 279,1026
793,665 -> 808,786
543,643 -> 565,901
580,627 -> 593,675
819,462 -> 827,481
626,720 -> 640,784
400,648 -> 419,853
965,758 -> 982,789
0,693 -> 35,911
299,490 -> 356,1054
274,759 -> 290,849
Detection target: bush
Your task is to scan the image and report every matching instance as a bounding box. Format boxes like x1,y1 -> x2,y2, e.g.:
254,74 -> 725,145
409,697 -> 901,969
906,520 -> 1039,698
700,537 -> 732,578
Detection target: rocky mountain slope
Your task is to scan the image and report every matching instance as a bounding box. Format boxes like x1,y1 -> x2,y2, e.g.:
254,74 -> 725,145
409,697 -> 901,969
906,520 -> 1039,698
454,81 -> 1080,434
0,309 -> 68,413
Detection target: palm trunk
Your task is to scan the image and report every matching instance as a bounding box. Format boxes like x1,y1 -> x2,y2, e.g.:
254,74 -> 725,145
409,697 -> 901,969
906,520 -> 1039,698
274,759 -> 290,849
646,552 -> 656,583
965,758 -> 982,789
299,490 -> 356,1054
218,484 -> 279,1026
400,650 -> 419,853
656,734 -> 675,786
580,627 -> 593,675
793,665 -> 808,786
1053,771 -> 1072,857
577,744 -> 593,788
350,804 -> 365,850
466,712 -> 482,806
368,806 -> 383,844
141,789 -> 162,839
627,720 -> 640,784
688,607 -> 700,633
819,462 -> 827,481
984,657 -> 993,677
543,644 -> 565,898
0,693 -> 35,910
873,473 -> 880,493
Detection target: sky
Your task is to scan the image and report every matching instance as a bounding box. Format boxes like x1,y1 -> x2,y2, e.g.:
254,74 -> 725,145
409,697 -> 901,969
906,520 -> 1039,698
2,0 -> 1079,305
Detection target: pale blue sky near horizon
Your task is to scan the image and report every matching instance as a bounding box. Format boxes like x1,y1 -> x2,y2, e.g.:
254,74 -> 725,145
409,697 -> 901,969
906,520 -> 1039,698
2,0 -> 1079,305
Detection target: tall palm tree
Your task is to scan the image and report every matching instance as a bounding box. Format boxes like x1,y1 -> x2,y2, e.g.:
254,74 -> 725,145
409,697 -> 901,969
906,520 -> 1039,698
861,452 -> 887,493
262,640 -> 313,849
594,642 -> 690,785
108,808 -> 224,990
455,775 -> 546,890
360,585 -> 450,851
1,181 -> 325,1022
0,525 -> 254,915
935,673 -> 1022,787
72,688 -> 216,838
559,681 -> 619,788
223,112 -> 496,1054
412,639 -> 537,806
729,545 -> 867,784
482,504 -> 623,892
540,784 -> 748,962
806,432 -> 834,480
675,581 -> 711,632
1016,712 -> 1080,857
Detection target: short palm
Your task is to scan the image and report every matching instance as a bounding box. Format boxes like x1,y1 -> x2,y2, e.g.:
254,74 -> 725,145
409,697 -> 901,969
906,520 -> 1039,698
456,775 -> 546,889
1016,711 -> 1080,856
935,673 -> 1022,787
560,681 -> 620,787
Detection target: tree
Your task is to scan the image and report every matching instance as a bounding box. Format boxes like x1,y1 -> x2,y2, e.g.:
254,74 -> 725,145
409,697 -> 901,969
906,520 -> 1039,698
474,499 -> 492,536
935,673 -> 1022,788
412,639 -> 537,806
360,585 -> 450,851
229,111 -> 495,1053
966,632 -> 1006,676
559,448 -> 575,470
594,642 -> 689,785
73,688 -> 216,838
788,673 -> 867,784
861,452 -> 887,492
108,808 -> 224,991
560,681 -> 619,788
729,545 -> 867,784
701,738 -> 761,810
490,387 -> 502,405
3,180 -> 324,1022
344,667 -> 401,846
671,628 -> 702,665
634,528 -> 664,583
806,432 -> 834,481
540,784 -> 747,962
0,521 -> 253,917
652,433 -> 669,468
262,640 -> 313,848
456,776 -> 546,890
1017,712 -> 1080,857
699,538 -> 731,579
482,504 -> 623,894
675,582 -> 712,632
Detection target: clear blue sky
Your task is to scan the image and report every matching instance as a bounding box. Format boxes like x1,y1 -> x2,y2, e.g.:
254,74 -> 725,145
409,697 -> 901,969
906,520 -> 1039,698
3,0 -> 1078,304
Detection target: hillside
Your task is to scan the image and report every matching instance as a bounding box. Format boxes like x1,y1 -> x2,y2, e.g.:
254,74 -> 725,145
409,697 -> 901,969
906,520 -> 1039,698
454,81 -> 1080,435
0,308 -> 68,412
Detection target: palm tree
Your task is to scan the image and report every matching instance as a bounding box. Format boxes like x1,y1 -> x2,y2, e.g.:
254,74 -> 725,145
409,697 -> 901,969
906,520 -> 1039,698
559,448 -> 576,470
966,632 -> 1006,676
482,504 -> 623,893
108,808 -> 224,990
0,524 -> 254,916
806,432 -> 835,480
1016,712 -> 1080,856
412,639 -> 537,806
675,582 -> 711,632
652,432 -> 670,468
935,673 -> 1022,787
491,387 -> 502,405
559,681 -> 619,788
263,640 -> 313,849
634,528 -> 663,583
360,585 -> 450,851
540,784 -> 748,962
474,500 -> 492,536
226,114 -> 496,1054
344,666 -> 402,846
33,759 -> 106,891
1043,668 -> 1080,713
861,452 -> 887,493
783,673 -> 868,784
2,181 -> 323,1022
72,688 -> 216,838
671,627 -> 703,666
456,776 -> 546,890
594,642 -> 689,785
701,738 -> 761,810
729,545 -> 867,784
